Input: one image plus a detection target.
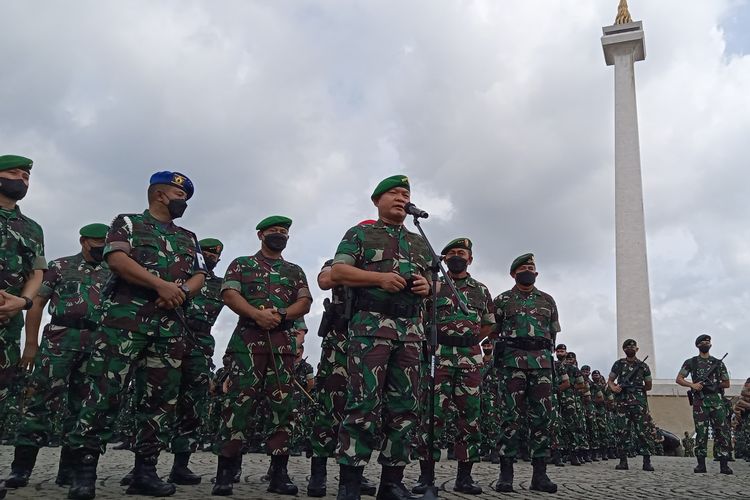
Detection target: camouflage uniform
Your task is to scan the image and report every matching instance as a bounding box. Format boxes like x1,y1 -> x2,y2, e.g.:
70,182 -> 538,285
290,357 -> 314,453
417,274 -> 494,463
679,355 -> 731,458
334,220 -> 430,467
560,362 -> 586,454
682,435 -> 695,457
480,360 -> 502,457
67,209 -> 206,456
16,253 -> 110,448
0,205 -> 46,420
171,269 -> 223,454
493,286 -> 560,459
214,251 -> 311,457
610,357 -> 653,456
551,360 -> 570,454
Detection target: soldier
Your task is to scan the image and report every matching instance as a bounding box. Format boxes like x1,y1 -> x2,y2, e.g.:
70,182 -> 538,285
411,237 -> 493,495
682,432 -> 695,457
290,344 -> 314,456
549,344 -> 571,467
559,350 -> 586,466
5,223 -> 110,489
168,238 -> 225,484
579,365 -> 599,462
607,339 -> 654,472
493,253 -> 559,493
331,175 -> 431,500
0,155 -> 46,500
212,215 -> 312,496
591,370 -> 610,461
66,171 -> 207,500
479,338 -> 501,464
675,334 -> 732,474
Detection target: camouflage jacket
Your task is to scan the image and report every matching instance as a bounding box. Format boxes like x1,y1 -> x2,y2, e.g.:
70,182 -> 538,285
493,286 -> 560,369
101,210 -> 207,336
679,355 -> 730,406
610,357 -> 652,406
559,363 -> 583,406
553,360 -> 570,396
222,251 -> 310,355
333,220 -> 431,342
431,274 -> 494,368
0,205 -> 46,335
38,253 -> 111,350
186,271 -> 224,335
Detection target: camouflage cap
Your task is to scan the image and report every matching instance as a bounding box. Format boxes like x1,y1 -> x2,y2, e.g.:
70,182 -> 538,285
79,223 -> 109,239
622,338 -> 637,349
256,215 -> 292,232
0,155 -> 33,172
371,174 -> 410,199
199,238 -> 224,253
510,253 -> 534,274
441,237 -> 472,256
695,334 -> 711,346
149,171 -> 194,199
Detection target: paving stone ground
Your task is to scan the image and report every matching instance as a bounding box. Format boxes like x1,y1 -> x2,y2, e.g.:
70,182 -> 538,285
1,446 -> 748,499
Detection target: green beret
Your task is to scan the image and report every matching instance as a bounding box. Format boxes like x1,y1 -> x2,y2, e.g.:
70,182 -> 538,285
79,223 -> 109,239
199,238 -> 224,252
256,215 -> 292,232
695,334 -> 711,346
371,174 -> 410,199
441,237 -> 472,256
622,338 -> 637,348
581,365 -> 591,371
510,253 -> 534,274
0,155 -> 33,172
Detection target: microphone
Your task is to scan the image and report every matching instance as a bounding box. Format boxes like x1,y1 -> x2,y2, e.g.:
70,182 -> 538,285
404,202 -> 429,219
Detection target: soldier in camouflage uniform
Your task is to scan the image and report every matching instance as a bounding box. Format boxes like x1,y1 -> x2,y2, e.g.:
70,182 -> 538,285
212,215 -> 312,496
167,238 -> 225,484
492,253 -> 559,493
550,344 -> 571,467
682,431 -> 695,457
580,365 -> 599,462
480,338 -> 501,463
332,175 -> 431,500
290,345 -> 314,455
0,155 -> 46,500
676,334 -> 732,474
5,224 -> 110,490
556,348 -> 586,466
411,237 -> 493,495
608,338 -> 654,472
66,171 -> 207,500
591,370 -> 610,461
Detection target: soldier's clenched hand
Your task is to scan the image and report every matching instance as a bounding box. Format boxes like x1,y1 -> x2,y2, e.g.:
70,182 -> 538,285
155,281 -> 186,309
410,275 -> 430,296
379,272 -> 407,292
255,307 -> 282,330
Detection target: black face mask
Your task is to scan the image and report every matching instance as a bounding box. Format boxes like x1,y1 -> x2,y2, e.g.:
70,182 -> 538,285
88,246 -> 105,263
446,256 -> 468,274
516,270 -> 536,286
624,349 -> 636,358
698,345 -> 711,354
165,198 -> 188,219
264,233 -> 288,252
205,257 -> 219,272
0,178 -> 29,201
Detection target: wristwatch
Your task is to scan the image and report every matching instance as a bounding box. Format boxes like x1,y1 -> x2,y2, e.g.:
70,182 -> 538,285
277,308 -> 288,322
22,296 -> 33,310
179,284 -> 191,298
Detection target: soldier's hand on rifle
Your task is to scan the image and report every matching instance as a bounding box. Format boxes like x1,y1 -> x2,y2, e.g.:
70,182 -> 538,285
410,274 -> 430,296
255,307 -> 281,330
691,382 -> 704,392
611,384 -> 622,394
155,281 -> 186,309
379,272 -> 407,292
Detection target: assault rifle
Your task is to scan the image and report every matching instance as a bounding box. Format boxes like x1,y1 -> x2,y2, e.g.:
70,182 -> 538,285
687,353 -> 728,406
618,355 -> 649,393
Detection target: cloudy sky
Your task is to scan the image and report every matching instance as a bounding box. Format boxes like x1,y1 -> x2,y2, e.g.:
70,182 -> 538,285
3,0 -> 750,379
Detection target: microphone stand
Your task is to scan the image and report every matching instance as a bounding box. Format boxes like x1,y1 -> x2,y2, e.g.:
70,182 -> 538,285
410,214 -> 469,499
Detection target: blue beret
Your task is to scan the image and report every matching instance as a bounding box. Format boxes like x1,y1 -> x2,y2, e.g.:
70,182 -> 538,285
149,171 -> 194,200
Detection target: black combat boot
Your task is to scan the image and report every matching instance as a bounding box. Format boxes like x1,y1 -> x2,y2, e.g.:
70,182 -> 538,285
600,447 -> 609,461
454,461 -> 482,495
719,458 -> 733,475
529,457 -> 557,493
493,457 -> 514,492
126,453 -> 176,496
583,449 -> 592,463
590,449 -> 599,462
5,445 -> 39,488
615,451 -> 628,470
267,455 -> 298,495
360,474 -> 377,496
1,480 -> 6,499
607,448 -> 617,460
233,455 -> 242,483
67,449 -> 99,500
307,456 -> 328,497
410,460 -> 431,494
693,456 -> 707,473
168,452 -> 201,485
211,455 -> 236,496
120,466 -> 136,485
56,446 -> 75,486
376,465 -> 418,500
552,449 -> 565,467
642,455 -> 654,471
569,450 -> 581,466
336,465 -> 363,500
490,448 -> 501,464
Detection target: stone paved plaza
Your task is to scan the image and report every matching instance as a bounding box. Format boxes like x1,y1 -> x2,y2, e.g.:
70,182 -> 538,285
1,446 -> 748,499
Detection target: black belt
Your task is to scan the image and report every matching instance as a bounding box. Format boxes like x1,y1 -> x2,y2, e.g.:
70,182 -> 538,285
498,336 -> 552,351
51,316 -> 99,331
438,334 -> 479,347
239,318 -> 295,331
355,297 -> 421,318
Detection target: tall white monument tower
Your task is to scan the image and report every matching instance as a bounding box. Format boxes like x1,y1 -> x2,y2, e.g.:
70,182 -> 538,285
601,1 -> 656,373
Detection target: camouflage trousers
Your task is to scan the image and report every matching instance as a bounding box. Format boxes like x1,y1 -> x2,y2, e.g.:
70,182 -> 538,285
0,321 -> 23,421
337,336 -> 422,467
67,327 -> 184,456
417,363 -> 481,462
614,401 -> 650,455
593,405 -> 608,450
693,396 -> 730,458
171,333 -> 214,454
498,367 -> 553,459
585,405 -> 600,450
16,333 -> 92,448
215,350 -> 294,457
558,396 -> 586,451
309,336 -> 348,458
480,371 -> 502,454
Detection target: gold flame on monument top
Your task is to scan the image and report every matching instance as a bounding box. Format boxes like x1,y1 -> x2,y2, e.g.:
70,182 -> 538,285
615,0 -> 633,24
